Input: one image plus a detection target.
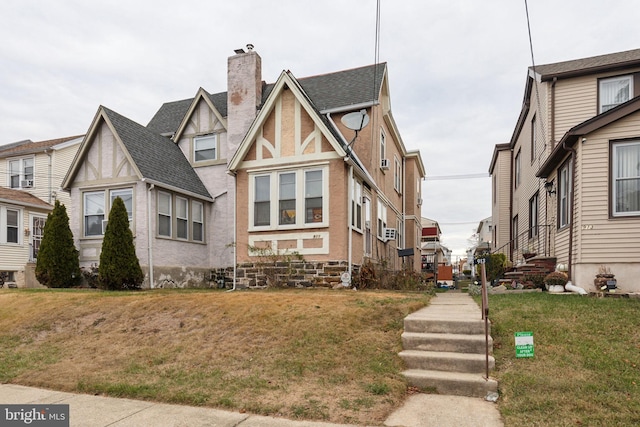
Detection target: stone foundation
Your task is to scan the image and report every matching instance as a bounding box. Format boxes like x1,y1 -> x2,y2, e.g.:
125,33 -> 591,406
235,260 -> 356,289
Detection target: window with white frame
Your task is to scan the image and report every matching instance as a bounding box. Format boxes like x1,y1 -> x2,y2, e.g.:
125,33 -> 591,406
558,161 -> 571,228
254,175 -> 271,227
110,189 -> 133,222
192,201 -> 204,242
279,172 -> 296,225
600,75 -> 633,113
84,191 -> 105,236
531,114 -> 537,163
377,199 -> 387,239
176,197 -> 188,239
529,192 -> 539,238
612,140 -> 640,216
364,195 -> 372,255
515,149 -> 521,188
394,156 -> 402,193
351,179 -> 362,229
194,135 -> 217,162
3,208 -> 20,243
8,157 -> 34,188
397,215 -> 403,247
158,192 -> 172,237
512,215 -> 519,250
251,168 -> 325,229
380,131 -> 386,164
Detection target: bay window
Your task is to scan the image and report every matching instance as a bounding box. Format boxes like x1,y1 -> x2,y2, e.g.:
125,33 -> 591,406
192,201 -> 204,242
158,192 -> 172,237
612,141 -> 640,216
176,197 -> 188,239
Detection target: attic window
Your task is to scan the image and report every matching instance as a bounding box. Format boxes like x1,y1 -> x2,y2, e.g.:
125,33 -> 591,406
194,135 -> 217,162
599,75 -> 633,113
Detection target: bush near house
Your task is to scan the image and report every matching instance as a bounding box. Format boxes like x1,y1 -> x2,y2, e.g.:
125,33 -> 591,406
478,253 -> 507,284
98,197 -> 143,290
35,200 -> 81,288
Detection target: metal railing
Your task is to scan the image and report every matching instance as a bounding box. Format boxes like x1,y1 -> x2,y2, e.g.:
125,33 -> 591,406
491,224 -> 553,264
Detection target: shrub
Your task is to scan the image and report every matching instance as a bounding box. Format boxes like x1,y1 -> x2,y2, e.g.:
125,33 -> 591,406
544,271 -> 568,286
35,200 -> 81,288
98,197 -> 143,290
479,253 -> 507,283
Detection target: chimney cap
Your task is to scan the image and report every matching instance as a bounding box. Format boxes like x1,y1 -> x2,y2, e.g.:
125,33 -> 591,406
246,43 -> 254,51
233,48 -> 245,54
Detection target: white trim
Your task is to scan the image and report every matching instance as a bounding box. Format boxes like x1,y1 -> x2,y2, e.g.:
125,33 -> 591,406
248,231 -> 329,255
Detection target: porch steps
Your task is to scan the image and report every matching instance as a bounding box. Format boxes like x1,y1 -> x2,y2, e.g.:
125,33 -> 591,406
399,292 -> 497,398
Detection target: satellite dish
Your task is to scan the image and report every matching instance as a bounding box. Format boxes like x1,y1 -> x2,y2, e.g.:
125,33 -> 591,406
341,109 -> 370,131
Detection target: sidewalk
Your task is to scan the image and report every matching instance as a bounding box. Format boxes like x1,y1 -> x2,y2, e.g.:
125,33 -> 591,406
0,293 -> 503,427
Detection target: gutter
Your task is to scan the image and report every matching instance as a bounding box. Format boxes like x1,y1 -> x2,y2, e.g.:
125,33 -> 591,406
143,180 -> 155,288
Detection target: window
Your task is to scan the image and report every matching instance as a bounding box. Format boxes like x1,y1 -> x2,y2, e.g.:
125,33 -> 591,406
176,197 -> 188,239
7,157 -> 33,188
492,174 -> 497,204
351,179 -> 362,229
194,135 -> 217,162
110,189 -> 133,222
394,156 -> 402,192
531,115 -> 537,163
600,75 -> 633,113
254,175 -> 271,226
380,131 -> 386,162
252,168 -> 325,229
364,196 -> 372,255
377,199 -> 387,239
158,192 -> 172,237
514,149 -> 521,188
84,191 -> 105,236
558,161 -> 571,228
192,201 -> 204,242
279,172 -> 296,225
305,170 -> 323,223
397,215 -> 403,247
6,209 -> 18,243
612,141 -> 640,216
529,192 -> 539,238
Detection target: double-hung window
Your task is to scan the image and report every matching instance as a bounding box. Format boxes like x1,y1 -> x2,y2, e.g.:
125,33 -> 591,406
612,140 -> 640,216
176,197 -> 189,239
351,179 -> 362,229
394,156 -> 402,192
194,135 -> 217,162
254,175 -> 271,227
6,209 -> 19,243
279,173 -> 296,225
600,75 -> 633,113
158,192 -> 172,237
110,189 -> 133,222
84,191 -> 105,236
514,149 -> 521,188
529,192 -> 539,238
8,157 -> 34,188
305,170 -> 323,224
377,199 -> 387,239
192,201 -> 204,242
558,161 -> 571,228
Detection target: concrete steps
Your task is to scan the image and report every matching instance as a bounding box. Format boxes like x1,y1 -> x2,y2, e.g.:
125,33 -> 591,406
399,292 -> 498,398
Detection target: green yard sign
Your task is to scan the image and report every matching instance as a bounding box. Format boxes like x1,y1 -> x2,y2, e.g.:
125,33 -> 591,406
515,331 -> 534,358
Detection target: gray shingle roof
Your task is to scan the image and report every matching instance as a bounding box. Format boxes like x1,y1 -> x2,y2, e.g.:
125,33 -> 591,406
102,107 -> 211,200
146,63 -> 386,135
532,48 -> 640,81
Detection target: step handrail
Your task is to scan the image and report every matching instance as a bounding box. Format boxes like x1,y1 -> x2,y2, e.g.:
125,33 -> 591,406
480,261 -> 490,381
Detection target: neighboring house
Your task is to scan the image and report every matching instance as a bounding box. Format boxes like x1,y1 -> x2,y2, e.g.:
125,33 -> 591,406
0,136 -> 82,287
466,216 -> 492,276
62,46 -> 425,288
420,217 -> 451,277
0,187 -> 52,287
490,47 -> 640,293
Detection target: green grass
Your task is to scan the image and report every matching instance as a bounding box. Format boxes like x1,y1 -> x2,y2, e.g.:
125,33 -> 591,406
489,293 -> 640,426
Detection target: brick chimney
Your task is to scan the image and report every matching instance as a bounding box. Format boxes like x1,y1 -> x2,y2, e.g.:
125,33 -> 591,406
227,44 -> 262,157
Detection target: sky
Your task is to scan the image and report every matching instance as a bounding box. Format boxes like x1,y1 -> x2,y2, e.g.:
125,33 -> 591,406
1,0 -> 639,257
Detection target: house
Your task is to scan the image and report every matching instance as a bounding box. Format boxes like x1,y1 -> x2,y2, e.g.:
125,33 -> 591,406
62,46 -> 426,288
0,136 -> 82,287
466,216 -> 492,276
491,47 -> 640,293
420,217 -> 451,282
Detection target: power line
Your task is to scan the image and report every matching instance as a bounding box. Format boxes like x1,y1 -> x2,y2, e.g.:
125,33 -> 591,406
425,173 -> 489,181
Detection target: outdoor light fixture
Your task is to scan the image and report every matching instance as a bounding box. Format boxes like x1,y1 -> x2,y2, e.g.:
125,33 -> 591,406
544,180 -> 556,195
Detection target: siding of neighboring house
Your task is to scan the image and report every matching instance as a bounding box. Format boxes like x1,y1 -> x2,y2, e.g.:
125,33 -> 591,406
490,146 -> 511,253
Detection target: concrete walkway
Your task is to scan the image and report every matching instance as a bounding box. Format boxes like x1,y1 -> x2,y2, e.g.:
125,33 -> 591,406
0,293 -> 503,427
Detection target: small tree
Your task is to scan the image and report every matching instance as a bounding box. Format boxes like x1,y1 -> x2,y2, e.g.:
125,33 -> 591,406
35,200 -> 81,288
98,197 -> 143,290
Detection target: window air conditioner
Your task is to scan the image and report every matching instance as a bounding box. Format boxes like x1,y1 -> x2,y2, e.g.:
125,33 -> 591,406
101,220 -> 109,234
417,198 -> 423,206
380,159 -> 390,170
20,179 -> 33,188
383,227 -> 397,241
365,220 -> 371,229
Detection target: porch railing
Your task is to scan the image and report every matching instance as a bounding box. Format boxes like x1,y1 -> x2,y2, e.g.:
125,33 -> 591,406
491,224 -> 554,264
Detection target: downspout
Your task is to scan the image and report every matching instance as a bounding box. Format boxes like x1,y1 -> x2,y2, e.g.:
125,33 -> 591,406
551,77 -> 557,150
508,149 -> 514,263
231,175 -> 237,291
562,140 -> 577,281
145,181 -> 155,288
348,164 -> 354,283
402,156 -> 406,267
